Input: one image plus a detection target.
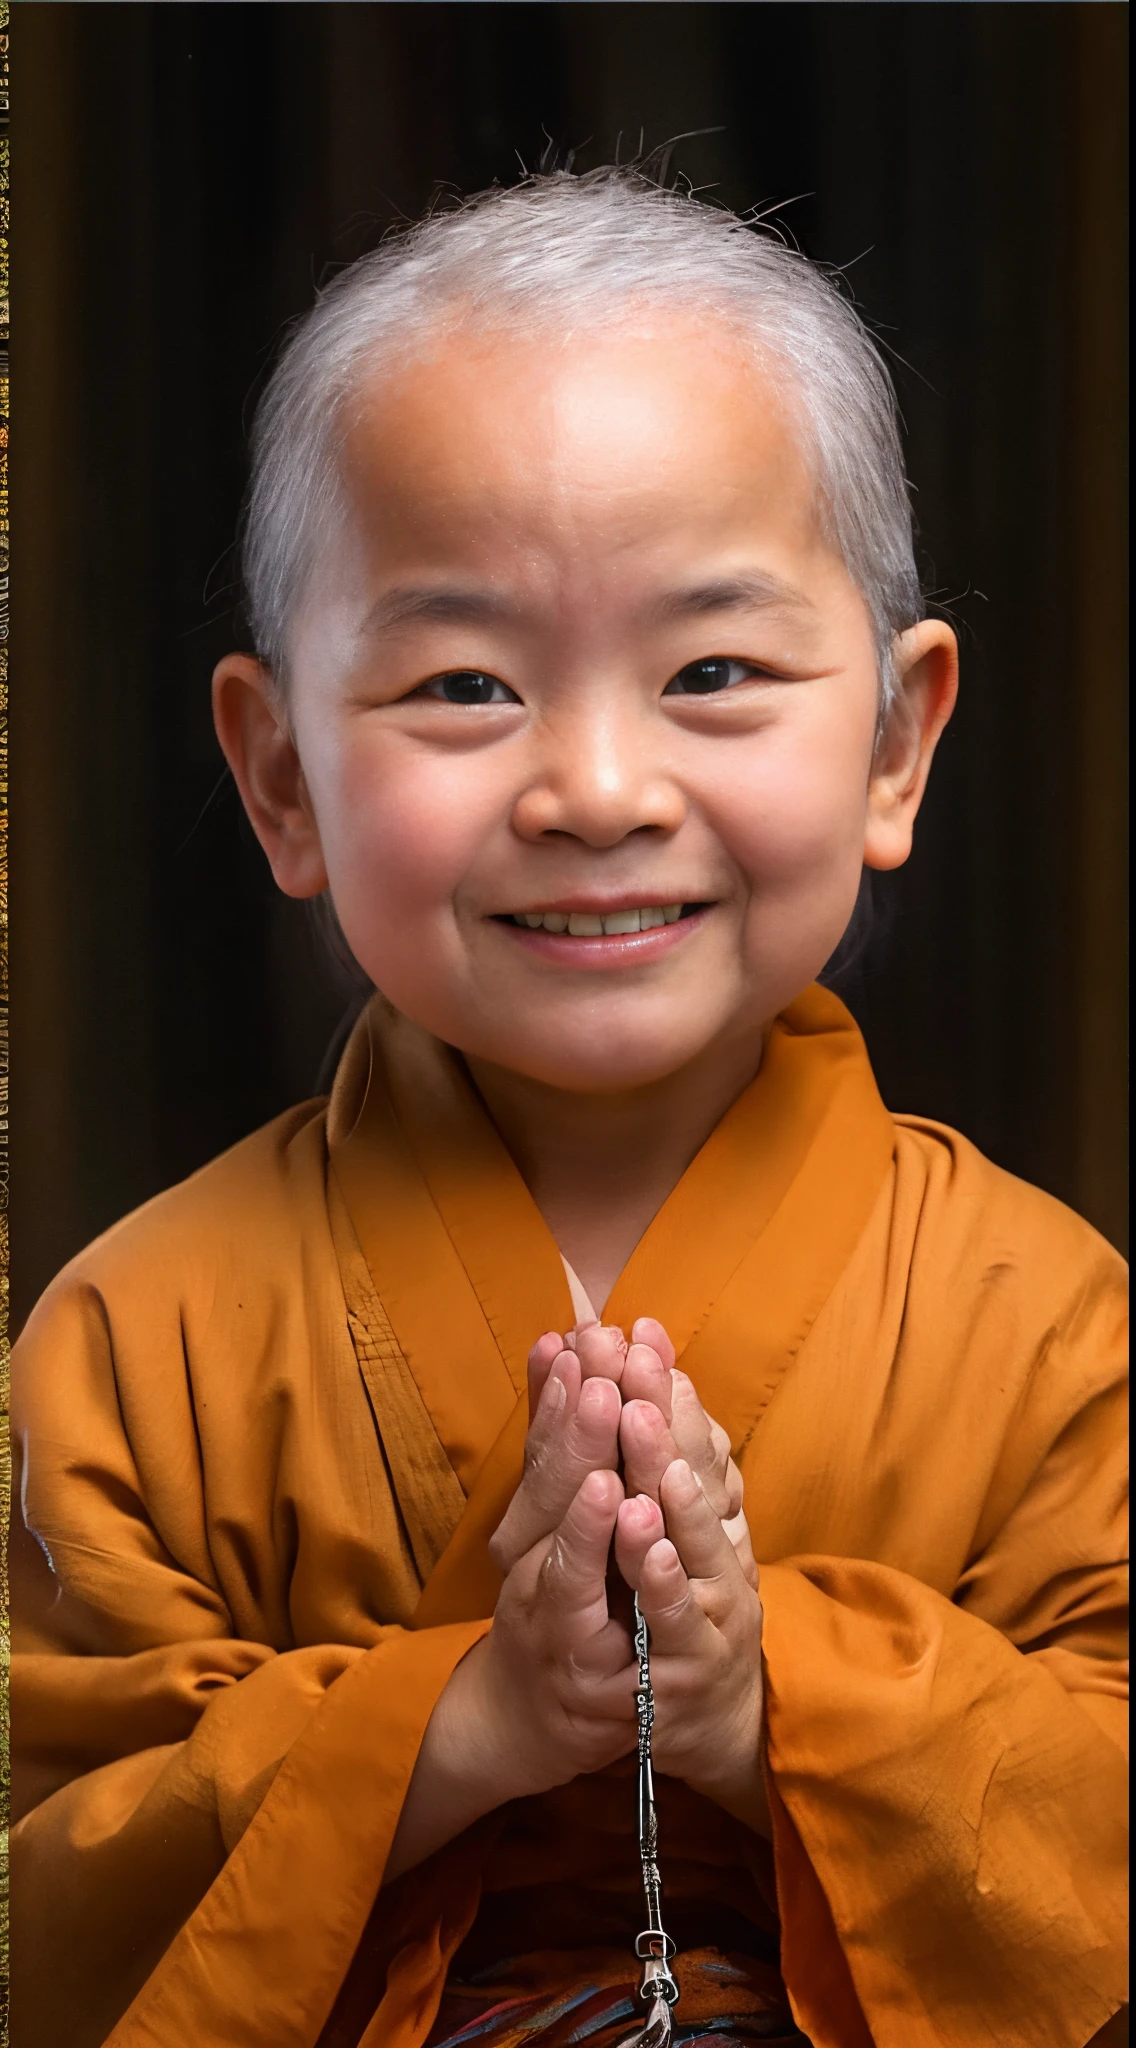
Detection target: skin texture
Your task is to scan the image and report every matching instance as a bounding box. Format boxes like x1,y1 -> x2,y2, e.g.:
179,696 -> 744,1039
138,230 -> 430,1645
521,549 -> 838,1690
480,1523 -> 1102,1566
213,318 -> 957,1880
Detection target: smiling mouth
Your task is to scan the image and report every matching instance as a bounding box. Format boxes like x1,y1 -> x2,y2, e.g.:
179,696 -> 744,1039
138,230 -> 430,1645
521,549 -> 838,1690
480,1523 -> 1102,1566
495,902 -> 707,936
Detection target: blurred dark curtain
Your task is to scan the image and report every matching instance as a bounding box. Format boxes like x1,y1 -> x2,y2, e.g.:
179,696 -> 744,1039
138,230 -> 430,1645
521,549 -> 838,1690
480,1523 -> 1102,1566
15,2 -> 1128,1325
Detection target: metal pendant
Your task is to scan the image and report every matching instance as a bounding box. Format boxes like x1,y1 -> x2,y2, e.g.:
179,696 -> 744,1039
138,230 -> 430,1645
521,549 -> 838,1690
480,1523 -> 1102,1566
621,1986 -> 676,2048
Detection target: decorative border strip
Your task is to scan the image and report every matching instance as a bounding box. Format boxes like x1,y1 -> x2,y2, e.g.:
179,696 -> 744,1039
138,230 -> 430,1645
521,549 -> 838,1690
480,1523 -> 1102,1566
0,2 -> 11,2031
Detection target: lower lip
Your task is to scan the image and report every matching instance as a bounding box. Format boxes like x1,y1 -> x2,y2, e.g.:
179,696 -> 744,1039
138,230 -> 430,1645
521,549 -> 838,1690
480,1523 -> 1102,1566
493,907 -> 710,969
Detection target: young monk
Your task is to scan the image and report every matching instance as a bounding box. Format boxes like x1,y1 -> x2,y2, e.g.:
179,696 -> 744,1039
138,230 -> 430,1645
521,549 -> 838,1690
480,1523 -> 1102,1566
9,171 -> 1127,2048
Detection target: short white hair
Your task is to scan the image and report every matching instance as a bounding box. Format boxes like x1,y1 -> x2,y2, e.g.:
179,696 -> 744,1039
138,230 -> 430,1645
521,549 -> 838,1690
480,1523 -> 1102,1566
243,168 -> 923,704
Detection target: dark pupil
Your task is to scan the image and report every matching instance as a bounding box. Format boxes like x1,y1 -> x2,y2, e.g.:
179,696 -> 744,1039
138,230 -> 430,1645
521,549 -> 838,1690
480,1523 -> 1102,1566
678,659 -> 731,694
442,671 -> 495,703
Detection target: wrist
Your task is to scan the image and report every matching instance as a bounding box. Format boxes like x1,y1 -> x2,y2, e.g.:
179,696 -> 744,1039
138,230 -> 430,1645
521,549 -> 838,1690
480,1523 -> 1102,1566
437,1627 -> 551,1807
689,1761 -> 772,1839
385,1632 -> 534,1883
685,1710 -> 771,1840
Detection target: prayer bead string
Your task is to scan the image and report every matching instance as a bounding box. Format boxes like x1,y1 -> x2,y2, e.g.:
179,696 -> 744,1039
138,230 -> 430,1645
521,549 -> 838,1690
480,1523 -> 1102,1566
620,1597 -> 680,2047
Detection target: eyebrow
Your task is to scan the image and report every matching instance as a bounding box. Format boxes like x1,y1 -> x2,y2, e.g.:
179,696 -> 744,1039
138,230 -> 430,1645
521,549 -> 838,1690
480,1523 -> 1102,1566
651,572 -> 814,622
360,568 -> 814,637
361,585 -> 511,634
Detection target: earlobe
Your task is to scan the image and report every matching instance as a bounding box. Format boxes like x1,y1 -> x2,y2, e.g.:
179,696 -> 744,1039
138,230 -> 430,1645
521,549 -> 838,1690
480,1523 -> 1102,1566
863,620 -> 959,873
211,654 -> 329,899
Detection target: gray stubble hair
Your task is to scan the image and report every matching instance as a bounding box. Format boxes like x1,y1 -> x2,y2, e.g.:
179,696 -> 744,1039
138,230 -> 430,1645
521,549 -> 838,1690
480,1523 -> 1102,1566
242,167 -> 923,712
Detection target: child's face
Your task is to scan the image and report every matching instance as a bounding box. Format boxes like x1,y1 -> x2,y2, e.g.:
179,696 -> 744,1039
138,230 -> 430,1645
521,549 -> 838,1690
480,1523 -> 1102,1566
218,322 -> 955,1092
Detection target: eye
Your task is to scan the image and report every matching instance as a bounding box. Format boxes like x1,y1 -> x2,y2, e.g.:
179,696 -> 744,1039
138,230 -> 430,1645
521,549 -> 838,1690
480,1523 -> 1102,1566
663,657 -> 758,696
416,669 -> 521,706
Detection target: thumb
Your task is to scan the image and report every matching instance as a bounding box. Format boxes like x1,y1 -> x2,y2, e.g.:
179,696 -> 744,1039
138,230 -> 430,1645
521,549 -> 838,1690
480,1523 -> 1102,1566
541,1467 -> 623,1623
632,1536 -> 707,1660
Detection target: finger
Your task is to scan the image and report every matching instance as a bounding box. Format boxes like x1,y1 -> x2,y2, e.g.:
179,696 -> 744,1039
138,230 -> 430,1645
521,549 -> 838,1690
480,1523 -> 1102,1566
529,1368 -> 620,1497
528,1330 -> 569,1419
524,1348 -> 582,1466
659,1457 -> 747,1595
491,1367 -> 619,1574
619,1398 -> 680,1504
622,1383 -> 748,1576
630,1319 -> 676,1372
541,1467 -> 624,1620
619,1342 -> 673,1420
723,1506 -> 760,1592
613,1491 -> 666,1589
669,1372 -> 742,1521
569,1323 -> 629,1385
631,1535 -> 712,1659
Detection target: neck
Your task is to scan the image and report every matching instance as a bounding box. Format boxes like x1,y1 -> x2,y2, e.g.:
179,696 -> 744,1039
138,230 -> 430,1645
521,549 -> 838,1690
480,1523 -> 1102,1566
466,1031 -> 767,1316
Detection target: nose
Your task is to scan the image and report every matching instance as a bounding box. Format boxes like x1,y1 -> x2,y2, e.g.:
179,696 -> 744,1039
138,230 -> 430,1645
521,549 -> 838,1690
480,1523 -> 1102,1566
511,695 -> 686,848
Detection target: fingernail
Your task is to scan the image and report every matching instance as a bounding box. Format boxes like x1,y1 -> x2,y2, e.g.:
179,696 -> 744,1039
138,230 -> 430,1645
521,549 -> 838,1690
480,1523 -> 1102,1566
583,1324 -> 626,1358
580,1468 -> 610,1505
669,1458 -> 699,1501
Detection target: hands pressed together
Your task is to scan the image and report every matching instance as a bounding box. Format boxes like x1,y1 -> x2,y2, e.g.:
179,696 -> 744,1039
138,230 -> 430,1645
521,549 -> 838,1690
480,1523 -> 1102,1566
389,1321 -> 769,1879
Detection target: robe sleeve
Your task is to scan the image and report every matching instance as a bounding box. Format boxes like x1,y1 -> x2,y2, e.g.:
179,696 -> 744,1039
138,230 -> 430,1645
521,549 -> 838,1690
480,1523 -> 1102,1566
8,1274 -> 490,2048
760,1250 -> 1128,2048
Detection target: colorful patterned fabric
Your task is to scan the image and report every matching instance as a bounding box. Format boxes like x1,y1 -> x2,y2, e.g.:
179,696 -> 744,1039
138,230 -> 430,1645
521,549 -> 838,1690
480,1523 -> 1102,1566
425,1946 -> 808,2046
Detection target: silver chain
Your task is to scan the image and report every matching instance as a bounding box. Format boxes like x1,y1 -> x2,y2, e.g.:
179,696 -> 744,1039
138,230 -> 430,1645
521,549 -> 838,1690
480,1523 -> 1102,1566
620,1595 -> 680,2047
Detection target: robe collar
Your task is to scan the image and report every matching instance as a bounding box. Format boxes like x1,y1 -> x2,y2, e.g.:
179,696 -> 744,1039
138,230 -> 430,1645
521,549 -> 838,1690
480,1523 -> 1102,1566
328,985 -> 895,1623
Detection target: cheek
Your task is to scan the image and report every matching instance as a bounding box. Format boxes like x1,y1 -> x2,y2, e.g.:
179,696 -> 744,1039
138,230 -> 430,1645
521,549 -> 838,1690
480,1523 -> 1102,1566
711,706 -> 874,888
306,735 -> 501,948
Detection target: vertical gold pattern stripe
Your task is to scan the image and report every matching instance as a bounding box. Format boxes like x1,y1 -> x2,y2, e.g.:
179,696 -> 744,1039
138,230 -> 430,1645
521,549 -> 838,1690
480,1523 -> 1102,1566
0,5 -> 12,2030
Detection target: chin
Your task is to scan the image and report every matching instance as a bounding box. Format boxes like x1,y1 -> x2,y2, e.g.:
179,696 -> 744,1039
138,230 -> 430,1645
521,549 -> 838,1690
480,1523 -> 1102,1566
469,1017 -> 726,1095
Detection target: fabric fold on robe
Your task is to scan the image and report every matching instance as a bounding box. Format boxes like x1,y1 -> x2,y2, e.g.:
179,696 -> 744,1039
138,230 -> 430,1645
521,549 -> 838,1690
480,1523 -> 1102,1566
8,985 -> 1128,2048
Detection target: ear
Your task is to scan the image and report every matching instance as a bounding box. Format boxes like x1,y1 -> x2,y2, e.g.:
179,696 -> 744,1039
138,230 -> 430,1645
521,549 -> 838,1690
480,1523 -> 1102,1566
211,655 -> 329,899
863,619 -> 958,872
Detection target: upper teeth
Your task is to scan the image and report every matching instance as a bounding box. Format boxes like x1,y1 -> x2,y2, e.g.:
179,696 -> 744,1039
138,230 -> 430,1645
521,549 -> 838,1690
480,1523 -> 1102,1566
512,904 -> 685,935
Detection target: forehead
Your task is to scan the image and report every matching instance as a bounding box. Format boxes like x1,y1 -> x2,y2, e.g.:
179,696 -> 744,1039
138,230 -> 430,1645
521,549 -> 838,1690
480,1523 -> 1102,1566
337,320 -> 827,579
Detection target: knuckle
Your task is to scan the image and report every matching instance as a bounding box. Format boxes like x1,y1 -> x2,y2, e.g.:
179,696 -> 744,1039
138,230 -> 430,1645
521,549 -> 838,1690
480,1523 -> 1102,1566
655,1586 -> 693,1629
488,1503 -> 525,1569
699,1468 -> 731,1515
542,1534 -> 568,1592
527,1434 -> 564,1489
728,1531 -> 757,1572
521,1438 -> 552,1494
564,1423 -> 601,1470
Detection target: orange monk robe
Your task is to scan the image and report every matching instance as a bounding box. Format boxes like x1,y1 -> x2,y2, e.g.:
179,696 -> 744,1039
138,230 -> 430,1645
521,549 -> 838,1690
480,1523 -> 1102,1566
8,986 -> 1128,2048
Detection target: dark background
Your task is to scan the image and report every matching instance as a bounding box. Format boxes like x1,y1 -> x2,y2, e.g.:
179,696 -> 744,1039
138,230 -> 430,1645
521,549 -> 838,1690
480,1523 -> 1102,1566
17,2 -> 1128,1327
